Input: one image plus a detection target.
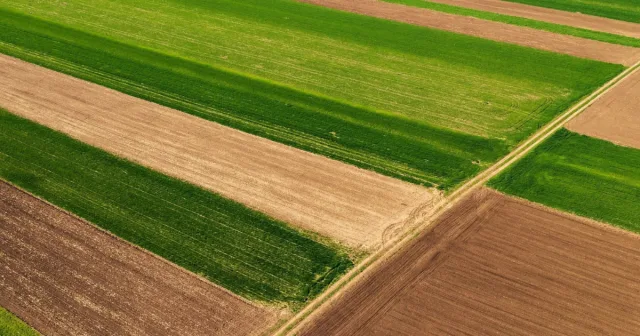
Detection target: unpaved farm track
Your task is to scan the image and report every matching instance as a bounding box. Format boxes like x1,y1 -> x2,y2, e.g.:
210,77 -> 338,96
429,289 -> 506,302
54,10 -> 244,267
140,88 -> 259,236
0,54 -> 438,250
567,65 -> 640,149
430,0 -> 640,39
298,0 -> 640,66
300,189 -> 640,335
0,181 -> 275,336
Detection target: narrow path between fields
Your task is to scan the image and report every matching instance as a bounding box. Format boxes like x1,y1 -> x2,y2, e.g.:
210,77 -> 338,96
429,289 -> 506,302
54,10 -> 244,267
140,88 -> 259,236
276,57 -> 640,336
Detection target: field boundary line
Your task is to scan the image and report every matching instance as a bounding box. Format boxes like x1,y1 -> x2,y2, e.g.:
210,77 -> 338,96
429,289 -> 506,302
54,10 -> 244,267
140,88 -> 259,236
275,59 -> 640,336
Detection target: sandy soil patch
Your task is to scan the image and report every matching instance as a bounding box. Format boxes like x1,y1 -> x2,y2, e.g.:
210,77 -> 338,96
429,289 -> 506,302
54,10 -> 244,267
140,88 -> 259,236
298,0 -> 640,66
0,182 -> 276,336
430,0 -> 640,39
0,55 -> 438,250
567,66 -> 640,149
300,188 -> 640,335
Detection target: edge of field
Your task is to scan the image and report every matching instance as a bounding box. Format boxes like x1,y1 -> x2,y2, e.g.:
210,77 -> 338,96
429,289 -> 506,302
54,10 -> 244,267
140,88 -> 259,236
0,306 -> 41,336
274,58 -> 640,336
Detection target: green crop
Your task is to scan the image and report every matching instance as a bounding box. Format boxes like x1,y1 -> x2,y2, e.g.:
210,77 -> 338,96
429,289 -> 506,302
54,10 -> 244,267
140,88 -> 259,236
0,307 -> 39,336
490,129 -> 640,233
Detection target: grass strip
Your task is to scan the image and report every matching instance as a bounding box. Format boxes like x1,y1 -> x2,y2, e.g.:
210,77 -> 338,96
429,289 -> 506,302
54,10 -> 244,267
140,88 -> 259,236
489,129 -> 640,233
505,0 -> 640,24
383,0 -> 640,47
0,109 -> 352,306
0,308 -> 39,336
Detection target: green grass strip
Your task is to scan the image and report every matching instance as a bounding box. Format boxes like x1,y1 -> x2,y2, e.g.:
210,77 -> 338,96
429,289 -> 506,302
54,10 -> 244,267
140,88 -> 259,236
383,0 -> 640,47
0,10 -> 516,190
489,129 -> 640,233
0,307 -> 39,336
0,109 -> 352,306
505,0 -> 640,24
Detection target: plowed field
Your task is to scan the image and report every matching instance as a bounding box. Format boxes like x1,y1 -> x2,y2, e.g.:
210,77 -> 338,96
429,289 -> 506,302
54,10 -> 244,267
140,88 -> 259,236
300,189 -> 640,335
0,182 -> 275,336
567,67 -> 640,149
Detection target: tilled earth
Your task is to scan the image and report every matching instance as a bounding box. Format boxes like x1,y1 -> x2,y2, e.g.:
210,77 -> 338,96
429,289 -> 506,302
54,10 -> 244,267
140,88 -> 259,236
0,181 -> 276,336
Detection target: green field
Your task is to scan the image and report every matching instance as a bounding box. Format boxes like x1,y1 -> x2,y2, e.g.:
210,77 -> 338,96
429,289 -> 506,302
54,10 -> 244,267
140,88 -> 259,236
0,307 -> 39,336
505,0 -> 640,23
0,110 -> 352,306
0,0 -> 623,189
489,129 -> 640,233
382,0 -> 640,47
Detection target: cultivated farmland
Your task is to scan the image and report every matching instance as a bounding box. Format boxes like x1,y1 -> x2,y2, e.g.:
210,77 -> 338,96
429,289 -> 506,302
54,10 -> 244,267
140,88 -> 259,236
300,0 -> 640,65
382,0 -> 640,43
0,1 -> 624,189
300,189 -> 640,335
0,109 -> 352,306
0,54 -> 439,250
0,307 -> 39,336
490,129 -> 640,233
567,67 -> 640,149
0,182 -> 276,336
505,0 -> 640,24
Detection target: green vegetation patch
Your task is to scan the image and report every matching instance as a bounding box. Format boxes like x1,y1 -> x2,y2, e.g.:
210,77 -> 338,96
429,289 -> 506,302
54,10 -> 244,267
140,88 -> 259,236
505,0 -> 640,23
383,0 -> 640,47
489,129 -> 640,233
0,307 -> 39,336
0,110 -> 352,306
0,6 -> 622,189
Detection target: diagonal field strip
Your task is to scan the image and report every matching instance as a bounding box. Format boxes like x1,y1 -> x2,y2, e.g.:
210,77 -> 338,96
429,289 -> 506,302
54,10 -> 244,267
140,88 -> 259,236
275,58 -> 640,335
298,0 -> 640,66
427,0 -> 640,39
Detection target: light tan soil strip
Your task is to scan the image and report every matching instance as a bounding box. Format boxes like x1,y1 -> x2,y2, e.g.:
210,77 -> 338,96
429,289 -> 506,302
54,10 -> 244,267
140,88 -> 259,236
567,65 -> 640,149
0,55 -> 438,250
298,0 -> 640,66
300,189 -> 640,335
0,181 -> 276,336
430,0 -> 640,39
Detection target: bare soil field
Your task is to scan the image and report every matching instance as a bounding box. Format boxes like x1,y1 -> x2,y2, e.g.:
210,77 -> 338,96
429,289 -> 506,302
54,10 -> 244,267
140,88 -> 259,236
567,66 -> 640,149
0,181 -> 276,336
298,0 -> 640,66
0,55 -> 439,250
300,188 -> 640,335
430,0 -> 640,38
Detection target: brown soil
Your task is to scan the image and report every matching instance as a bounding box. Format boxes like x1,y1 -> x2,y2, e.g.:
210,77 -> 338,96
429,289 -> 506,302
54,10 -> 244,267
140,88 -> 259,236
0,181 -> 276,336
567,66 -> 640,149
430,0 -> 640,39
0,54 -> 439,250
298,0 -> 640,66
300,189 -> 640,335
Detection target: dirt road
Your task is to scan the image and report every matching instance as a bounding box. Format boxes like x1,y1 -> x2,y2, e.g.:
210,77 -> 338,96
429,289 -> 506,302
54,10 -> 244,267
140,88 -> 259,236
430,0 -> 640,39
298,0 -> 640,66
300,189 -> 640,335
0,181 -> 275,336
567,65 -> 640,149
0,54 -> 438,250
